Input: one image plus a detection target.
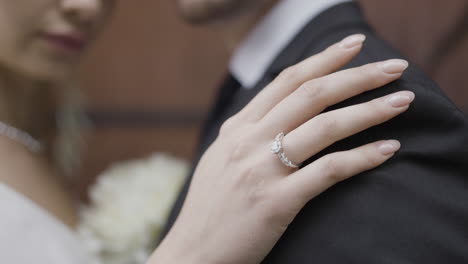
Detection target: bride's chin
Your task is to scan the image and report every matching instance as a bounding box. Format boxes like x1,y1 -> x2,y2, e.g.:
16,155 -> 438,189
16,45 -> 82,82
19,58 -> 77,83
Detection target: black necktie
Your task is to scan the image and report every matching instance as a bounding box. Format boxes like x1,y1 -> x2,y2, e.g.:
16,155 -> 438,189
203,73 -> 241,132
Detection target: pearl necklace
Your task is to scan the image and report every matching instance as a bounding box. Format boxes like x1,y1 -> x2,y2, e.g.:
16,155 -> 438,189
0,121 -> 42,153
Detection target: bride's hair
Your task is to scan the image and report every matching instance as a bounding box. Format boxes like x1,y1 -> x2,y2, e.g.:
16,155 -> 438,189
0,65 -> 87,180
53,83 -> 88,180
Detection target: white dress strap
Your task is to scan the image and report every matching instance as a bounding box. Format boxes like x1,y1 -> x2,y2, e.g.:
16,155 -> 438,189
0,183 -> 92,264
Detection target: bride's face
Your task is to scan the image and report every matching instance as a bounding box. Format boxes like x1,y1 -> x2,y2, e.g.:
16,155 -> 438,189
0,0 -> 115,81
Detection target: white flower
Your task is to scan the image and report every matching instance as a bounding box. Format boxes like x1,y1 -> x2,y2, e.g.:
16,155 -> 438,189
78,153 -> 188,264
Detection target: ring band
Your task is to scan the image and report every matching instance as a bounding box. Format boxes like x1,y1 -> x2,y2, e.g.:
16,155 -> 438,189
270,132 -> 301,168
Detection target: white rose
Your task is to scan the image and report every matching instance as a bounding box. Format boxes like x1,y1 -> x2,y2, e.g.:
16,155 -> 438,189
78,153 -> 188,264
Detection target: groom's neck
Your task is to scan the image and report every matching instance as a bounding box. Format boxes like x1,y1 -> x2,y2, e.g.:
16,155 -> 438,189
217,0 -> 278,54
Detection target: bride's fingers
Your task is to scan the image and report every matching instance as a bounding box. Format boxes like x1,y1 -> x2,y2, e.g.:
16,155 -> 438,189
280,140 -> 401,204
259,59 -> 409,135
239,34 -> 366,122
280,91 -> 414,165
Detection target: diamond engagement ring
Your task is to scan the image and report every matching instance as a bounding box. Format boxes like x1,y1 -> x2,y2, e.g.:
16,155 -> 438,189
270,132 -> 301,168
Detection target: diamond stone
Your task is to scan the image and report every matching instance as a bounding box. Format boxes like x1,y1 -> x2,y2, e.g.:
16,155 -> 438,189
271,140 -> 282,154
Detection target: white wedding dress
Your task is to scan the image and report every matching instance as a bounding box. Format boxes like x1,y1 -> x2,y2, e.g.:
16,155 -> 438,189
0,183 -> 92,264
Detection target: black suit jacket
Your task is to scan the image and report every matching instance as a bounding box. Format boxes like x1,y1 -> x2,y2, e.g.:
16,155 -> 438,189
163,2 -> 468,263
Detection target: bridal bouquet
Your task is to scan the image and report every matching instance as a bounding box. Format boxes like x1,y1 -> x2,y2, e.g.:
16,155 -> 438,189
78,153 -> 188,264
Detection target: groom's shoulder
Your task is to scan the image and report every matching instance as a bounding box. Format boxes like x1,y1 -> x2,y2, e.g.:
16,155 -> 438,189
292,29 -> 468,165
300,29 -> 467,124
260,30 -> 468,264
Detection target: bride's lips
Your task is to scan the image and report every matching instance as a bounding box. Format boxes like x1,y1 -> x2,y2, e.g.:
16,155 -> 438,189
41,32 -> 88,55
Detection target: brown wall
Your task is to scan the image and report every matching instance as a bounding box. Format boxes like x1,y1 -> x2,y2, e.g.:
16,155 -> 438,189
77,0 -> 229,193
77,0 -> 468,195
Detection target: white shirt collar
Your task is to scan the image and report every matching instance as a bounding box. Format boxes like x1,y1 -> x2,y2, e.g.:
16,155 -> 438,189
229,0 -> 352,89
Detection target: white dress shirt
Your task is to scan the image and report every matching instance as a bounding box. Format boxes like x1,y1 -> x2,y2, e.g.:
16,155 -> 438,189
229,0 -> 352,89
0,183 -> 91,264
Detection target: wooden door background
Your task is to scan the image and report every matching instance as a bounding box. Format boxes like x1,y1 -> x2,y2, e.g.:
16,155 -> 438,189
77,0 -> 468,196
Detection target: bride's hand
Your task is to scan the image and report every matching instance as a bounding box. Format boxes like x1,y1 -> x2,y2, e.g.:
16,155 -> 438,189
149,34 -> 412,264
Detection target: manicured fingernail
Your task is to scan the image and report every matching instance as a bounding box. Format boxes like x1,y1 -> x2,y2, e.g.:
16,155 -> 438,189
379,59 -> 409,74
339,34 -> 366,49
387,91 -> 415,108
378,140 -> 401,155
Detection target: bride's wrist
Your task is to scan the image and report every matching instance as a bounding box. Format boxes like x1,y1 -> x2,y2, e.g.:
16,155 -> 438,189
147,229 -> 213,264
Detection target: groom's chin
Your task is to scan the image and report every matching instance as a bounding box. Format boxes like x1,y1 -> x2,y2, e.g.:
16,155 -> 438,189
176,0 -> 253,24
